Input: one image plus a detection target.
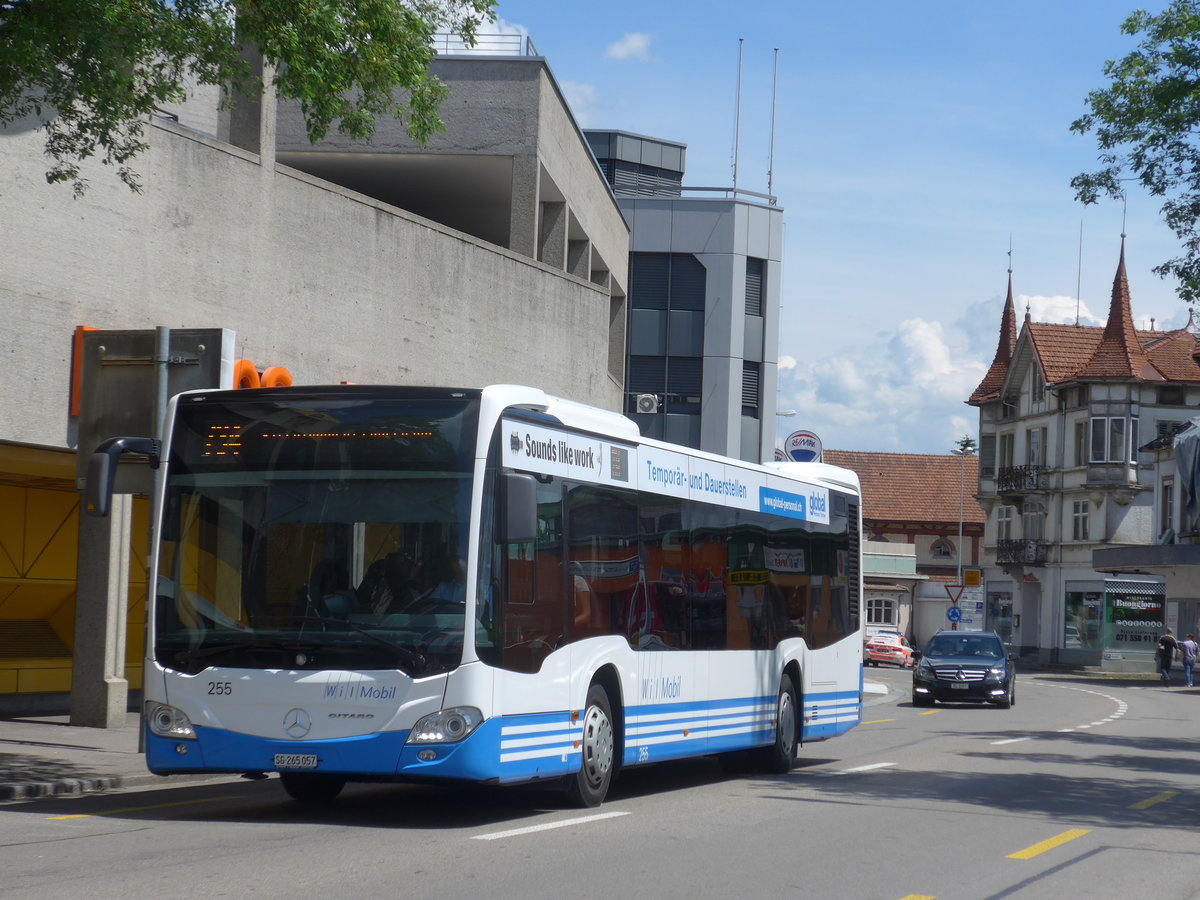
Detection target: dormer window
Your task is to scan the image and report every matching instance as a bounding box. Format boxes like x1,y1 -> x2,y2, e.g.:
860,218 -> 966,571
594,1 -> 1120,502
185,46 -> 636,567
1001,399 -> 1017,420
1031,369 -> 1045,403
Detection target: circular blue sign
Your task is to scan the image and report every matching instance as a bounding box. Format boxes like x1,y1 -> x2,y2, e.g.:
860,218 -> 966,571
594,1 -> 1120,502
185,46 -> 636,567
946,606 -> 962,622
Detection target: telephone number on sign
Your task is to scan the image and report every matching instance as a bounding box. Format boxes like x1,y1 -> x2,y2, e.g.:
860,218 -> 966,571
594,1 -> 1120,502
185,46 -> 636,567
1114,633 -> 1157,643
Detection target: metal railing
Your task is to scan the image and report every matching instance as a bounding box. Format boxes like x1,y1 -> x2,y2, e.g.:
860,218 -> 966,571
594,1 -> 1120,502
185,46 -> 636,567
430,32 -> 538,57
995,539 -> 1047,566
996,465 -> 1049,494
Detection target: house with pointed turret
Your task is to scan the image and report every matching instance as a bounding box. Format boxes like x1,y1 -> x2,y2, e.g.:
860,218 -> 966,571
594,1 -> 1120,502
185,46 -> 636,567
969,242 -> 1200,671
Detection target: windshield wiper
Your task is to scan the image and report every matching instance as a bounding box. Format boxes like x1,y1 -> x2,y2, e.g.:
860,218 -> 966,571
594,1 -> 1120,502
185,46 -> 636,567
317,618 -> 428,676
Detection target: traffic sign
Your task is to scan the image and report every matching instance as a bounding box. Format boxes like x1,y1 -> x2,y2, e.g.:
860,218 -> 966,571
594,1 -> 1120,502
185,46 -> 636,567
946,606 -> 962,622
945,584 -> 964,604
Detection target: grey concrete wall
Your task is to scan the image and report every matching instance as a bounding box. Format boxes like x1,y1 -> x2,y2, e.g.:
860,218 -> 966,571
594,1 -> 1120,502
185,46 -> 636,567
271,58 -> 628,298
2,116 -> 621,451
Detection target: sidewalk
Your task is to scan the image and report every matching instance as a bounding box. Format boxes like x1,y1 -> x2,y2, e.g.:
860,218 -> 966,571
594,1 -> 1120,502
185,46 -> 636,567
0,712 -> 227,802
1,680 -> 898,802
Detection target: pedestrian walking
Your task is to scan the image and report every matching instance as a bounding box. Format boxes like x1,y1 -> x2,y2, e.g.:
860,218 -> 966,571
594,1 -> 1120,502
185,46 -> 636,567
1181,633 -> 1199,688
1157,628 -> 1179,684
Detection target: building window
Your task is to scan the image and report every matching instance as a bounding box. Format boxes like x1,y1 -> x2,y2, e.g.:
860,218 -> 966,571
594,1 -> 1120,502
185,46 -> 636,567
979,434 -> 996,478
1158,385 -> 1185,405
627,252 -> 707,423
1023,502 -> 1045,540
1162,476 -> 1175,538
1031,368 -> 1045,403
1072,500 -> 1090,541
998,432 -> 1015,469
1001,399 -> 1017,420
1073,420 -> 1087,467
1026,427 -> 1046,467
1089,416 -> 1138,463
997,505 -> 1014,540
931,538 -> 954,559
866,597 -> 895,627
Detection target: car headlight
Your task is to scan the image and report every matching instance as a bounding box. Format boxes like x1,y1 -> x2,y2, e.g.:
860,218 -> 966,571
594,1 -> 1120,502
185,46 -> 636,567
986,666 -> 1006,680
914,661 -> 935,680
145,701 -> 196,740
407,707 -> 483,744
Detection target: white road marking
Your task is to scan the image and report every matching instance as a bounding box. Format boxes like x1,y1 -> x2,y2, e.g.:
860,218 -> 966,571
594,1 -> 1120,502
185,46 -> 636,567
991,737 -> 1031,745
472,810 -> 630,841
813,762 -> 896,777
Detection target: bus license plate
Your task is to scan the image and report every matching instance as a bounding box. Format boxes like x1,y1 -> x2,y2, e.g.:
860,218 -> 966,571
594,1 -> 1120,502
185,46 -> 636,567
274,753 -> 318,769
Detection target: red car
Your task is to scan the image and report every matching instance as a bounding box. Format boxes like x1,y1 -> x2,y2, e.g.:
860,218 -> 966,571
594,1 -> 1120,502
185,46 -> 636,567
864,632 -> 914,667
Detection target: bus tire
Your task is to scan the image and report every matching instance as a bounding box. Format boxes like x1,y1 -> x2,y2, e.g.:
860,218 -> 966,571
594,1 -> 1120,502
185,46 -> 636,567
757,673 -> 798,774
566,683 -> 615,807
279,772 -> 346,804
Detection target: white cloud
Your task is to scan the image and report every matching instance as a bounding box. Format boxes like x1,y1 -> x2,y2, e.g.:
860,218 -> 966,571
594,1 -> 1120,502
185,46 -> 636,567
561,81 -> 600,128
605,33 -> 653,61
775,316 -> 987,455
1020,293 -> 1103,327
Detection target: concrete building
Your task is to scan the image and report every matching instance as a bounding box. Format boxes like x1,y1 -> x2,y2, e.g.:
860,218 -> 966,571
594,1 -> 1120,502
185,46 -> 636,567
968,245 -> 1200,670
0,37 -> 629,715
584,130 -> 782,463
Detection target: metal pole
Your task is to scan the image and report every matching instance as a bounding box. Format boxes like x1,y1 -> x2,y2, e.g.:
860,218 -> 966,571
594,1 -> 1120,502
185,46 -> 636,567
732,37 -> 743,193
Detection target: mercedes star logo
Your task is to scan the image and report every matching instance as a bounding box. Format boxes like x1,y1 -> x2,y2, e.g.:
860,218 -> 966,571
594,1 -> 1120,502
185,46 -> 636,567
955,669 -> 966,681
283,707 -> 312,738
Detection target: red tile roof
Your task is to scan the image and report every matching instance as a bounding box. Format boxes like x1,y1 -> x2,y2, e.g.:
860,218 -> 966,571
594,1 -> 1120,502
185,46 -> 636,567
972,244 -> 1200,397
824,450 -> 984,526
1075,243 -> 1162,381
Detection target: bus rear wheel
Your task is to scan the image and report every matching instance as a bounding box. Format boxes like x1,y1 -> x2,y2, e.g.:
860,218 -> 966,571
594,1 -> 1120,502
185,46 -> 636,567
757,673 -> 798,774
566,683 -> 615,807
279,772 -> 346,804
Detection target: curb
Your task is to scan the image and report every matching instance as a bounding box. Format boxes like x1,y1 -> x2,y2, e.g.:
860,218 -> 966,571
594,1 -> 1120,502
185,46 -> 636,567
0,771 -> 243,802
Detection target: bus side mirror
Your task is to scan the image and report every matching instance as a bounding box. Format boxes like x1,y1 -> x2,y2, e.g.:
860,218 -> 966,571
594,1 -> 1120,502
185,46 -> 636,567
500,472 -> 537,544
85,437 -> 161,517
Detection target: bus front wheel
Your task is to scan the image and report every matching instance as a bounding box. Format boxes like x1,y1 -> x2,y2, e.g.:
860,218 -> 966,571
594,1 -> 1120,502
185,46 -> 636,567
279,772 -> 346,804
566,683 -> 615,807
757,673 -> 798,774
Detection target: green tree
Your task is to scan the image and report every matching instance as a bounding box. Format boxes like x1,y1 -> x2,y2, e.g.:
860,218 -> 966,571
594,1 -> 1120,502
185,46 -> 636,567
0,0 -> 495,195
954,435 -> 977,456
1071,0 -> 1200,301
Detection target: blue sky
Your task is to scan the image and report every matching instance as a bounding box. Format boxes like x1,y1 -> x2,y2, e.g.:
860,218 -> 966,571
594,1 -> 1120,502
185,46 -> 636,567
493,0 -> 1185,454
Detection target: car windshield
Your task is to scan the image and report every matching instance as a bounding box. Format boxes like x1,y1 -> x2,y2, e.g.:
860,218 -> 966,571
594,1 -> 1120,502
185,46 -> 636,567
925,635 -> 1002,659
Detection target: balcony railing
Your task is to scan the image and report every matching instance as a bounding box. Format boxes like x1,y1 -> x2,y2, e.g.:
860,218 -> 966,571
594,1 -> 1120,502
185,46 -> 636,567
996,465 -> 1049,494
995,539 -> 1047,566
431,32 -> 539,56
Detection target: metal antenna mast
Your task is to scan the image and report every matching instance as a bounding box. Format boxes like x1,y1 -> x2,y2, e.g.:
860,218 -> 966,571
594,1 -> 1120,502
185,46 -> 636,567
732,38 -> 744,193
767,47 -> 779,199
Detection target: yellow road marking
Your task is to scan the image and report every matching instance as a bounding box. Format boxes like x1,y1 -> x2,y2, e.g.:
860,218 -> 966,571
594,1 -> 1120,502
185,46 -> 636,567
46,795 -> 238,821
919,710 -> 939,716
1129,790 -> 1178,810
898,895 -> 936,900
863,718 -> 897,724
1007,829 -> 1091,860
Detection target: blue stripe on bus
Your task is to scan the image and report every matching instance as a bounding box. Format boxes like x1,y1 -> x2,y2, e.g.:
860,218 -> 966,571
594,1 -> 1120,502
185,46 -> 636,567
144,687 -> 862,781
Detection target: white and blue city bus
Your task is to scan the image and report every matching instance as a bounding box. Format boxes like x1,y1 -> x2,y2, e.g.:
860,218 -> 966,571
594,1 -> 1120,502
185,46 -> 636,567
88,384 -> 864,806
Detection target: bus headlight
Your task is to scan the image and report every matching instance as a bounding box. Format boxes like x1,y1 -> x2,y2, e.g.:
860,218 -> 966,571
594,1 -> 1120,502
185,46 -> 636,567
407,707 -> 482,744
145,701 -> 196,740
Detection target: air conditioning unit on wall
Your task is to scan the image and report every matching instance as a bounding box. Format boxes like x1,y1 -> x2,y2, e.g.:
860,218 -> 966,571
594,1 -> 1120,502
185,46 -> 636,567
635,393 -> 660,414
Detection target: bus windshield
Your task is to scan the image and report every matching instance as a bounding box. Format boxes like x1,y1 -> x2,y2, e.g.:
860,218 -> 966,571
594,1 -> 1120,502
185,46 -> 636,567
154,392 -> 480,678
